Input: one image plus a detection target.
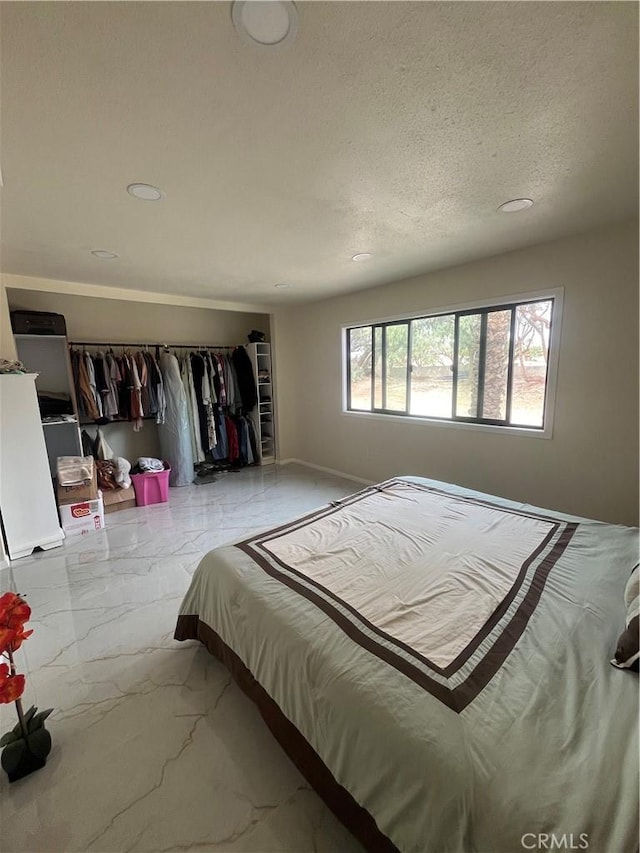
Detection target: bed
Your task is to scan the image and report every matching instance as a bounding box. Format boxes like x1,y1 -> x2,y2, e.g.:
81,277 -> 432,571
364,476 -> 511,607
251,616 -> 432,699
174,476 -> 639,853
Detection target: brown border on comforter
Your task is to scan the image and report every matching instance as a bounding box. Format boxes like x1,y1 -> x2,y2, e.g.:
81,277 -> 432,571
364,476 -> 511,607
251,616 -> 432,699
174,613 -> 399,853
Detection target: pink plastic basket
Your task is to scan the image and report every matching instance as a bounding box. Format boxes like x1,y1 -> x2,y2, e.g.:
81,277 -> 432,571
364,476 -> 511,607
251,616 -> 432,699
130,466 -> 171,506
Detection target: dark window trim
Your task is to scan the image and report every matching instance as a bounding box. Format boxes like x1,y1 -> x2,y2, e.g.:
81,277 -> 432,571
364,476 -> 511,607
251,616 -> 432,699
381,326 -> 387,410
345,297 -> 555,430
476,312 -> 488,419
406,320 -> 413,414
505,308 -> 517,424
370,325 -> 375,411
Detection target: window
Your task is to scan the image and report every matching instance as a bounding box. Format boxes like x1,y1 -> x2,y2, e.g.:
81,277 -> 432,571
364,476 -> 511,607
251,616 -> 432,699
345,296 -> 557,431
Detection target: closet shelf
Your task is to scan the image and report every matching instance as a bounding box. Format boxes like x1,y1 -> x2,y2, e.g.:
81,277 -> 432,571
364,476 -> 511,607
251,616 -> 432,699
15,333 -> 67,341
246,341 -> 275,467
79,416 -> 157,426
42,419 -> 78,427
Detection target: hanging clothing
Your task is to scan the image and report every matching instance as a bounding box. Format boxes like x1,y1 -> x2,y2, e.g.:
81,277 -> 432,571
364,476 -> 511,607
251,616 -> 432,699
104,353 -> 121,419
246,414 -> 260,463
68,341 -> 264,472
190,353 -> 211,455
136,352 -> 150,418
147,352 -> 166,424
199,352 -> 217,451
136,351 -> 152,417
223,355 -> 236,412
212,354 -> 227,407
211,405 -> 228,461
73,350 -> 99,420
236,416 -> 249,466
157,352 -> 194,487
224,414 -> 240,465
205,353 -> 218,405
232,346 -> 258,412
84,351 -> 103,419
244,418 -> 255,465
116,356 -> 131,421
93,352 -> 110,409
179,354 -> 204,463
128,354 -> 144,431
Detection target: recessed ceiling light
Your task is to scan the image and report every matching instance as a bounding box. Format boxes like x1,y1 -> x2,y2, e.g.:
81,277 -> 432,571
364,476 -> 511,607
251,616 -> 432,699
91,250 -> 119,259
274,283 -> 291,289
232,1 -> 298,47
127,183 -> 164,201
498,198 -> 534,213
352,253 -> 373,262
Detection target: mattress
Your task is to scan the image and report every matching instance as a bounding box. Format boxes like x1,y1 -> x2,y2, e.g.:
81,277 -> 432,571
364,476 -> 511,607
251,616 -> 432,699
175,476 -> 639,853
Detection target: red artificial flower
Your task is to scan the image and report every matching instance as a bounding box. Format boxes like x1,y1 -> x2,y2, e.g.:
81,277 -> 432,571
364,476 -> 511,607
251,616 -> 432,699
0,662 -> 25,704
8,627 -> 33,653
0,592 -> 31,631
0,626 -> 15,654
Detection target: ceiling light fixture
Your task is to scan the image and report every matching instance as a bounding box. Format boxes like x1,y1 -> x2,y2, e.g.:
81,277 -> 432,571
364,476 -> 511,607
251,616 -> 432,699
127,183 -> 164,201
352,253 -> 373,262
274,283 -> 291,289
91,250 -> 119,259
232,1 -> 298,47
498,198 -> 534,213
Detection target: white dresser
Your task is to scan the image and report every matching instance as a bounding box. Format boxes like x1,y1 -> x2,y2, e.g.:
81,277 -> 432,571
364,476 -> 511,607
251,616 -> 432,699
0,373 -> 64,560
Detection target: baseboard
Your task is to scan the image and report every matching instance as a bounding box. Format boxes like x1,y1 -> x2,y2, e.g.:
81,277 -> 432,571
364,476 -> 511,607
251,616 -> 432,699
277,458 -> 374,487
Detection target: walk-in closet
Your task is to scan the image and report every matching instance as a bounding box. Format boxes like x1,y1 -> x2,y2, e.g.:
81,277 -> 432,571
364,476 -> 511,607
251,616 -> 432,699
2,287 -> 276,550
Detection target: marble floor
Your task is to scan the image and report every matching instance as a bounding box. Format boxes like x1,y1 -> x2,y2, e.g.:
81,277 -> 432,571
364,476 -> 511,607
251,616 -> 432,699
0,463 -> 365,853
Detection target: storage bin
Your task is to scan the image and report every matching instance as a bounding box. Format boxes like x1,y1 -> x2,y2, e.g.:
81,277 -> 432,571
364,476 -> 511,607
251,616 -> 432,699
130,466 -> 171,506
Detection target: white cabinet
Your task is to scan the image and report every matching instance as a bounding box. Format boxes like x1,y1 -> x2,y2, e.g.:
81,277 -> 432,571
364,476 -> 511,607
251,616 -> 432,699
0,374 -> 64,560
246,342 -> 275,464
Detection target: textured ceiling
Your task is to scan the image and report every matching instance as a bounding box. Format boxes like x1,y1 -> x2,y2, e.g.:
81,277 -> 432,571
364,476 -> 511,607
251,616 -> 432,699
1,1 -> 638,305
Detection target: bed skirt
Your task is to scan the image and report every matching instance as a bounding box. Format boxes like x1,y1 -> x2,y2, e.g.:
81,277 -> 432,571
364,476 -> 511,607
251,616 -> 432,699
174,614 -> 398,853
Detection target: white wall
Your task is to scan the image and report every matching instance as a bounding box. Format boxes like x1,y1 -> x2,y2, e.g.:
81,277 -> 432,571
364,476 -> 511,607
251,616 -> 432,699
0,284 -> 17,361
271,307 -> 302,462
6,289 -> 270,347
274,220 -> 639,526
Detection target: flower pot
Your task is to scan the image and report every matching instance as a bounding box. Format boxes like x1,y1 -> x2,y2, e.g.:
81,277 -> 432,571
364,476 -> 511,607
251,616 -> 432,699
1,726 -> 51,782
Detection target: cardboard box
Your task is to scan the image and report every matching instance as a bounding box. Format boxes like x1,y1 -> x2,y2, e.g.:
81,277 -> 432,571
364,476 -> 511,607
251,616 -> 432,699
57,468 -> 98,505
103,485 -> 137,514
59,495 -> 105,536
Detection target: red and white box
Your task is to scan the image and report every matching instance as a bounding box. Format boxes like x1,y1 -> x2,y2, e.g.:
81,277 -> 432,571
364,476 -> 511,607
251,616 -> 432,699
59,494 -> 105,536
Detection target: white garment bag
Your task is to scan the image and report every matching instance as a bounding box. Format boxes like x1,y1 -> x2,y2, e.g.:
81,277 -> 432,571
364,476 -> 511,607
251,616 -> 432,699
157,352 -> 194,487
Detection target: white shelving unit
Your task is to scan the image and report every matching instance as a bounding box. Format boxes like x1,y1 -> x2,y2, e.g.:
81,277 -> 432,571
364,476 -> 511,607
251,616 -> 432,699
13,334 -> 82,475
246,342 -> 275,465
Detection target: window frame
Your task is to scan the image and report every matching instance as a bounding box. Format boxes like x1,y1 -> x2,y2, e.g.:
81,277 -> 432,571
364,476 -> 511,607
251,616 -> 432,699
343,288 -> 563,439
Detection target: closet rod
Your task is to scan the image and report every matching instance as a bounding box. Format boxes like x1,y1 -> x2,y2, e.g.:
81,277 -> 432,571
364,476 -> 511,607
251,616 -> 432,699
68,341 -> 237,350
